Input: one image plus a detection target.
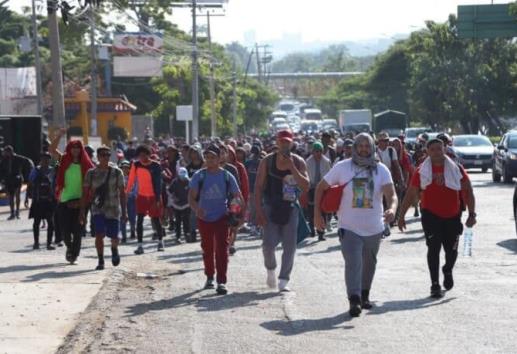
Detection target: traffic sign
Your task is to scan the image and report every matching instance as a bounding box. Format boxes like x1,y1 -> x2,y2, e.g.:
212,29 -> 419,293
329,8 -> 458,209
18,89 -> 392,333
457,4 -> 517,39
176,105 -> 193,121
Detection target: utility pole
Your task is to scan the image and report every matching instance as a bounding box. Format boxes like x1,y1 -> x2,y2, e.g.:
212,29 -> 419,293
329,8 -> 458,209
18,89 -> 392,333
191,0 -> 199,141
207,11 -> 217,138
255,43 -> 262,82
31,0 -> 43,116
47,0 -> 66,141
88,7 -> 97,141
232,60 -> 237,136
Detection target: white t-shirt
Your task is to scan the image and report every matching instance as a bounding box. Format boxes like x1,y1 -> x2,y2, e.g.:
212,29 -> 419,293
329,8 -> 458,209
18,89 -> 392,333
377,147 -> 397,170
323,159 -> 393,237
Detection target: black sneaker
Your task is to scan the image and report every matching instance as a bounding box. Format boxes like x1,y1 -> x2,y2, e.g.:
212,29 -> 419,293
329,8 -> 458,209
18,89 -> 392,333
56,242 -> 64,247
204,278 -> 215,289
7,214 -> 15,220
349,295 -> 362,317
443,269 -> 454,291
318,233 -> 326,241
430,284 -> 444,299
229,246 -> 236,255
216,284 -> 228,295
157,241 -> 164,252
134,246 -> 144,255
112,247 -> 120,267
46,245 -> 56,251
33,243 -> 40,250
361,290 -> 373,310
95,263 -> 105,271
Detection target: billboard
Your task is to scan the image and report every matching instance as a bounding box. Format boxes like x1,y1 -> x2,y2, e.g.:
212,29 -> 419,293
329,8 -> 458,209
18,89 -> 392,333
0,67 -> 36,100
113,56 -> 163,77
113,32 -> 163,56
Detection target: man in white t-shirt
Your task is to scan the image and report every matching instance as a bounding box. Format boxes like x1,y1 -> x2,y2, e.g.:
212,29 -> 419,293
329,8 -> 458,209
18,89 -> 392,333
313,133 -> 397,318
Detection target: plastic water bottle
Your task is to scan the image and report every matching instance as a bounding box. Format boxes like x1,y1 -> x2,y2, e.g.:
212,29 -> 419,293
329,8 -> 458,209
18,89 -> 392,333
463,227 -> 473,257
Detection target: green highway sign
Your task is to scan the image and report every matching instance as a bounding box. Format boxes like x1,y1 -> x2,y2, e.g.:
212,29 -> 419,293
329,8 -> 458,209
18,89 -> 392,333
457,3 -> 517,39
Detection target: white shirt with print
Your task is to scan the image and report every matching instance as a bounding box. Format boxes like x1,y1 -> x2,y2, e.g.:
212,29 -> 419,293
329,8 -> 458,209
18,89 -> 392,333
323,159 -> 393,236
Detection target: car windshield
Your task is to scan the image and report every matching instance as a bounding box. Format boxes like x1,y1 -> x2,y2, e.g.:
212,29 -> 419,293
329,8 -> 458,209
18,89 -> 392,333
305,113 -> 322,120
508,136 -> 517,149
279,104 -> 295,111
453,136 -> 492,147
406,129 -> 428,138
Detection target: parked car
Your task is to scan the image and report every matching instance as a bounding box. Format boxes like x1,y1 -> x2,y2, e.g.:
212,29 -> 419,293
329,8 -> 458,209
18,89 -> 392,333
452,135 -> 494,173
493,131 -> 517,183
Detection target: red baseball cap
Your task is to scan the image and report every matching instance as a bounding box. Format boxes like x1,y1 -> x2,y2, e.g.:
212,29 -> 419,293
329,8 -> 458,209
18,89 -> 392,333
277,130 -> 293,142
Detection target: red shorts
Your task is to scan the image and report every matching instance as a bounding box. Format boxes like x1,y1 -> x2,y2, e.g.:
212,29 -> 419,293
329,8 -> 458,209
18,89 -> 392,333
136,195 -> 163,218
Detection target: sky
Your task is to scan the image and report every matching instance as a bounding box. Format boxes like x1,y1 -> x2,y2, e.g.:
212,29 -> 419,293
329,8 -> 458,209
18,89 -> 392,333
9,0 -> 509,45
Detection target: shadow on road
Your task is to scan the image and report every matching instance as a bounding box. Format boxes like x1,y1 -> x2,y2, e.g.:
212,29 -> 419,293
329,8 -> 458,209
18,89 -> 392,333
0,263 -> 67,274
497,239 -> 517,254
390,235 -> 425,244
260,312 -> 353,336
125,290 -> 277,317
21,268 -> 95,282
196,291 -> 279,312
125,289 -> 205,317
367,296 -> 456,315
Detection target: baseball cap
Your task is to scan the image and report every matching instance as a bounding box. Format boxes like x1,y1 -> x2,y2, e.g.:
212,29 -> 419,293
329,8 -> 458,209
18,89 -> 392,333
276,130 -> 293,142
204,144 -> 221,157
312,142 -> 324,151
344,139 -> 354,147
378,132 -> 390,140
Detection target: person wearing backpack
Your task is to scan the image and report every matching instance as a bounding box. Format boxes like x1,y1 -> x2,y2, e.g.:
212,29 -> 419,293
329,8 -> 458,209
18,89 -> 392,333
168,167 -> 191,243
188,145 -> 244,296
81,146 -> 127,271
26,152 -> 56,250
254,130 -> 310,292
126,145 -> 166,255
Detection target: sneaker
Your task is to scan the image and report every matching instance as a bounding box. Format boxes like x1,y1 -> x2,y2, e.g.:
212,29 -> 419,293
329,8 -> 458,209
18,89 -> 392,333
361,290 -> 373,310
130,232 -> 136,239
56,242 -> 64,247
318,233 -> 326,241
349,295 -> 362,317
157,241 -> 164,252
278,279 -> 290,292
46,245 -> 56,251
430,284 -> 444,299
7,214 -> 15,220
216,284 -> 228,295
95,263 -> 105,271
443,269 -> 454,291
229,246 -> 236,255
204,278 -> 215,289
134,246 -> 144,255
111,247 -> 120,267
175,238 -> 182,244
33,243 -> 40,250
266,269 -> 277,289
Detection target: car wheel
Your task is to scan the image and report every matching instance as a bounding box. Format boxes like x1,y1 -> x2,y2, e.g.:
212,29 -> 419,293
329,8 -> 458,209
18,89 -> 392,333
503,164 -> 513,184
492,164 -> 501,183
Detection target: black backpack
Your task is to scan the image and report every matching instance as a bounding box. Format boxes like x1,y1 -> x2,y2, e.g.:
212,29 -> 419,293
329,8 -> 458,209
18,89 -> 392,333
33,167 -> 53,202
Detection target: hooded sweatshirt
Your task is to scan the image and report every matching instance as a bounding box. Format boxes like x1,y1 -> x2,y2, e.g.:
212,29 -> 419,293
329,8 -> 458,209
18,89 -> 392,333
227,145 -> 249,203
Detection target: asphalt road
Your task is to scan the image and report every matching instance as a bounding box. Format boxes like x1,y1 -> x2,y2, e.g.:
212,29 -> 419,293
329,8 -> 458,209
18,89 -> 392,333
3,172 -> 517,354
